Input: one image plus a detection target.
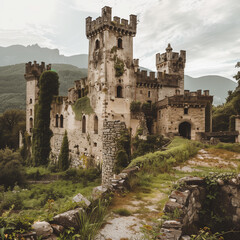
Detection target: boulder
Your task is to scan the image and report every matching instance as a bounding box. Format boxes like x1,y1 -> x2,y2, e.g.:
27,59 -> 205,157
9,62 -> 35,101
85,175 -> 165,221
92,185 -> 109,200
32,221 -> 53,239
72,193 -> 91,207
53,208 -> 83,228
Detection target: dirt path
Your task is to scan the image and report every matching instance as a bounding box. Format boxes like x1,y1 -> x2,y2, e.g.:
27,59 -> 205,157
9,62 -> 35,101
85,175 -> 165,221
95,148 -> 240,240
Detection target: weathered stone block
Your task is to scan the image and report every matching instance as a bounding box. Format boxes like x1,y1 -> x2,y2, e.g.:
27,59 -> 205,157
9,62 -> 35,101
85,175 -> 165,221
32,221 -> 53,239
72,193 -> 91,207
170,190 -> 190,206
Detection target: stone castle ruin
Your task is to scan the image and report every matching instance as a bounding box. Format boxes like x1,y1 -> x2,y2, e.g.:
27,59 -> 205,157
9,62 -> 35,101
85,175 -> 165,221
25,6 -> 218,184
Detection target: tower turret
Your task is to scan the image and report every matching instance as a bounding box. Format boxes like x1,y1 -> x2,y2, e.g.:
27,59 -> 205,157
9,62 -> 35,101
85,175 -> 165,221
25,61 -> 51,134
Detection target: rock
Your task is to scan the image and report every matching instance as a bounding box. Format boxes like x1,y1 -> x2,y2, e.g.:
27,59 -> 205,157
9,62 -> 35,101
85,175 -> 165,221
217,179 -> 224,185
181,236 -> 191,240
32,221 -> 53,238
92,185 -> 109,200
72,193 -> 91,207
179,177 -> 204,186
164,201 -> 184,214
170,190 -> 190,206
162,220 -> 182,229
53,208 -> 83,228
119,172 -> 128,179
51,224 -> 64,235
159,228 -> 182,240
45,234 -> 58,240
18,232 -> 37,240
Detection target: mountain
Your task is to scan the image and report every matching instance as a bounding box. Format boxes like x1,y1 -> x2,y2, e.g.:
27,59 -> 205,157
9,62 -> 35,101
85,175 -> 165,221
0,63 -> 87,113
184,75 -> 237,105
0,44 -> 88,68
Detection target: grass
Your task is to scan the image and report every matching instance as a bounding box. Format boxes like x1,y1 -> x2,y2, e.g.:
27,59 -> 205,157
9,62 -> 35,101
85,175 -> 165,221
211,142 -> 240,153
113,208 -> 132,216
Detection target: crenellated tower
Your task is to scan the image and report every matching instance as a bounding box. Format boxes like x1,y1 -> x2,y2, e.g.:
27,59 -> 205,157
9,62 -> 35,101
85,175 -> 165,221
86,6 -> 137,124
156,44 -> 186,94
24,61 -> 51,134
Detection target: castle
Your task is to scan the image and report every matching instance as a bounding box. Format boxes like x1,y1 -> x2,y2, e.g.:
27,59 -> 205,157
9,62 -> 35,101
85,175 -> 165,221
24,6 -> 213,183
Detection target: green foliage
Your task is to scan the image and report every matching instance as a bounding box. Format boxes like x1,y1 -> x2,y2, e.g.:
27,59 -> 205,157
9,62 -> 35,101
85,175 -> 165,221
128,137 -> 202,173
229,115 -> 236,131
191,227 -> 224,240
212,142 -> 240,153
32,71 -> 59,166
58,131 -> 70,171
130,101 -> 141,113
115,129 -> 131,173
114,57 -> 125,77
132,134 -> 168,159
0,109 -> 25,150
0,148 -> 25,190
20,131 -> 31,165
113,208 -> 132,216
72,96 -> 94,120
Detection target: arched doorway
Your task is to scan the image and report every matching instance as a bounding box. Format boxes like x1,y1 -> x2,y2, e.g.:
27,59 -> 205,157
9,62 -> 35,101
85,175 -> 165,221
179,122 -> 191,139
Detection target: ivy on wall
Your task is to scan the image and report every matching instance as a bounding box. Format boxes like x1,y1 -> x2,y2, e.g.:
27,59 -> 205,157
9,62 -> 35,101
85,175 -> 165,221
32,71 -> 59,166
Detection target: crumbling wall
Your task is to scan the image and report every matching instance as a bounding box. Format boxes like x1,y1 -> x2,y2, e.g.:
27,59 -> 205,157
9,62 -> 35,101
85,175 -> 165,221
102,120 -> 126,185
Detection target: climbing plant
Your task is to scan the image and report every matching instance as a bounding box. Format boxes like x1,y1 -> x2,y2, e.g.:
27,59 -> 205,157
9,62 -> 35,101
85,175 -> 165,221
32,71 -> 59,166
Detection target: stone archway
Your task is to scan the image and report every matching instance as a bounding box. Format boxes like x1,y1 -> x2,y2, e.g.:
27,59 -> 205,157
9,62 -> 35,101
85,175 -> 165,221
179,122 -> 191,139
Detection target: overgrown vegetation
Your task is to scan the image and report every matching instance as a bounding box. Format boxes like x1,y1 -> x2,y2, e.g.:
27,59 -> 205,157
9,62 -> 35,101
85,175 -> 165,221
32,71 -> 59,166
0,109 -> 25,150
72,96 -> 94,121
114,57 -> 125,77
58,131 -> 70,171
211,142 -> 240,153
0,148 -> 25,190
128,137 -> 202,173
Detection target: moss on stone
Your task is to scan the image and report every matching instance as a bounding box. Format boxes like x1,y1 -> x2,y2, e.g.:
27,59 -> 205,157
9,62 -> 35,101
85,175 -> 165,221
72,96 -> 94,121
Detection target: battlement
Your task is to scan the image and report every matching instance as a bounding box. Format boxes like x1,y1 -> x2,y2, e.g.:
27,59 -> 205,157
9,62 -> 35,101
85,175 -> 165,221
136,70 -> 180,88
25,61 -> 51,80
157,90 -> 213,109
86,6 -> 137,38
156,44 -> 186,64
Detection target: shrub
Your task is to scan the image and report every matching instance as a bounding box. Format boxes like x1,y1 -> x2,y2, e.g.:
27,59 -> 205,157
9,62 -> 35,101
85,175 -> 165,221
130,101 -> 141,113
128,137 -> 202,173
58,131 -> 70,171
0,148 -> 26,190
113,208 -> 132,216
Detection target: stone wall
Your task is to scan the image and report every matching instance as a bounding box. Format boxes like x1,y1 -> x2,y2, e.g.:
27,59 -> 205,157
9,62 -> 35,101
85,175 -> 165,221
160,175 -> 240,239
102,120 -> 126,185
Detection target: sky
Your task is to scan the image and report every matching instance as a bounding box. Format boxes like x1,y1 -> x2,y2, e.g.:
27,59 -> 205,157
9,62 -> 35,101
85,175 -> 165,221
0,0 -> 239,79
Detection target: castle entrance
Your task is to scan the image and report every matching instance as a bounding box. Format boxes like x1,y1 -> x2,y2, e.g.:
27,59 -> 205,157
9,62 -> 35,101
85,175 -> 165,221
179,122 -> 191,139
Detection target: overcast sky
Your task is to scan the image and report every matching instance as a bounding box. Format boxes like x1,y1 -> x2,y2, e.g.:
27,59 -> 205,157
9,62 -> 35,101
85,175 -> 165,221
0,0 -> 239,79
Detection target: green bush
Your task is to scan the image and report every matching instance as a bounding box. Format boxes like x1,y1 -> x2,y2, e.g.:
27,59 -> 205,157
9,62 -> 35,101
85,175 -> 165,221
58,131 -> 70,171
130,101 -> 141,113
0,148 -> 26,190
128,137 -> 202,173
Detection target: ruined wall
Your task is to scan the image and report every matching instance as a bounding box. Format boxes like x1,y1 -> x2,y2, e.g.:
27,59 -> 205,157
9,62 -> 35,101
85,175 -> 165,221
157,106 -> 206,140
102,120 -> 126,185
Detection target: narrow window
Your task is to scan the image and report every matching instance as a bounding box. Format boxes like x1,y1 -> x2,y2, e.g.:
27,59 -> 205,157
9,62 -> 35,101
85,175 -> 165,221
148,91 -> 151,98
30,109 -> 32,116
82,116 -> 86,133
184,108 -> 188,115
55,114 -> 59,127
95,39 -> 100,49
78,90 -> 81,98
60,114 -> 64,128
118,38 -> 123,48
30,118 -> 33,132
94,116 -> 98,134
117,86 -> 123,98
30,98 -> 32,104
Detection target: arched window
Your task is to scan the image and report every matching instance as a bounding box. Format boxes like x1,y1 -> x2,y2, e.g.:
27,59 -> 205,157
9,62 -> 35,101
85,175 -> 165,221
55,114 -> 59,127
95,39 -> 100,49
82,116 -> 86,133
29,98 -> 32,104
118,38 -> 123,48
117,86 -> 123,98
30,118 -> 33,132
94,116 -> 98,134
60,115 -> 64,128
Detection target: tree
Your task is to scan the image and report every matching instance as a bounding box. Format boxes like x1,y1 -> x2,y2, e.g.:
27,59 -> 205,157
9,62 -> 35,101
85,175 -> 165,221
0,148 -> 25,190
0,109 -> 25,149
58,131 -> 70,171
32,71 -> 59,166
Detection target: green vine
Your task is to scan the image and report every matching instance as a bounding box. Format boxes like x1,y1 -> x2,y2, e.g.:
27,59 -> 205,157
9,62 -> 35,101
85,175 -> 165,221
114,57 -> 125,77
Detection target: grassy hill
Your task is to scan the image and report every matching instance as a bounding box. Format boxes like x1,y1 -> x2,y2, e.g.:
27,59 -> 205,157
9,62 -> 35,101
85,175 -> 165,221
0,63 -> 87,113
